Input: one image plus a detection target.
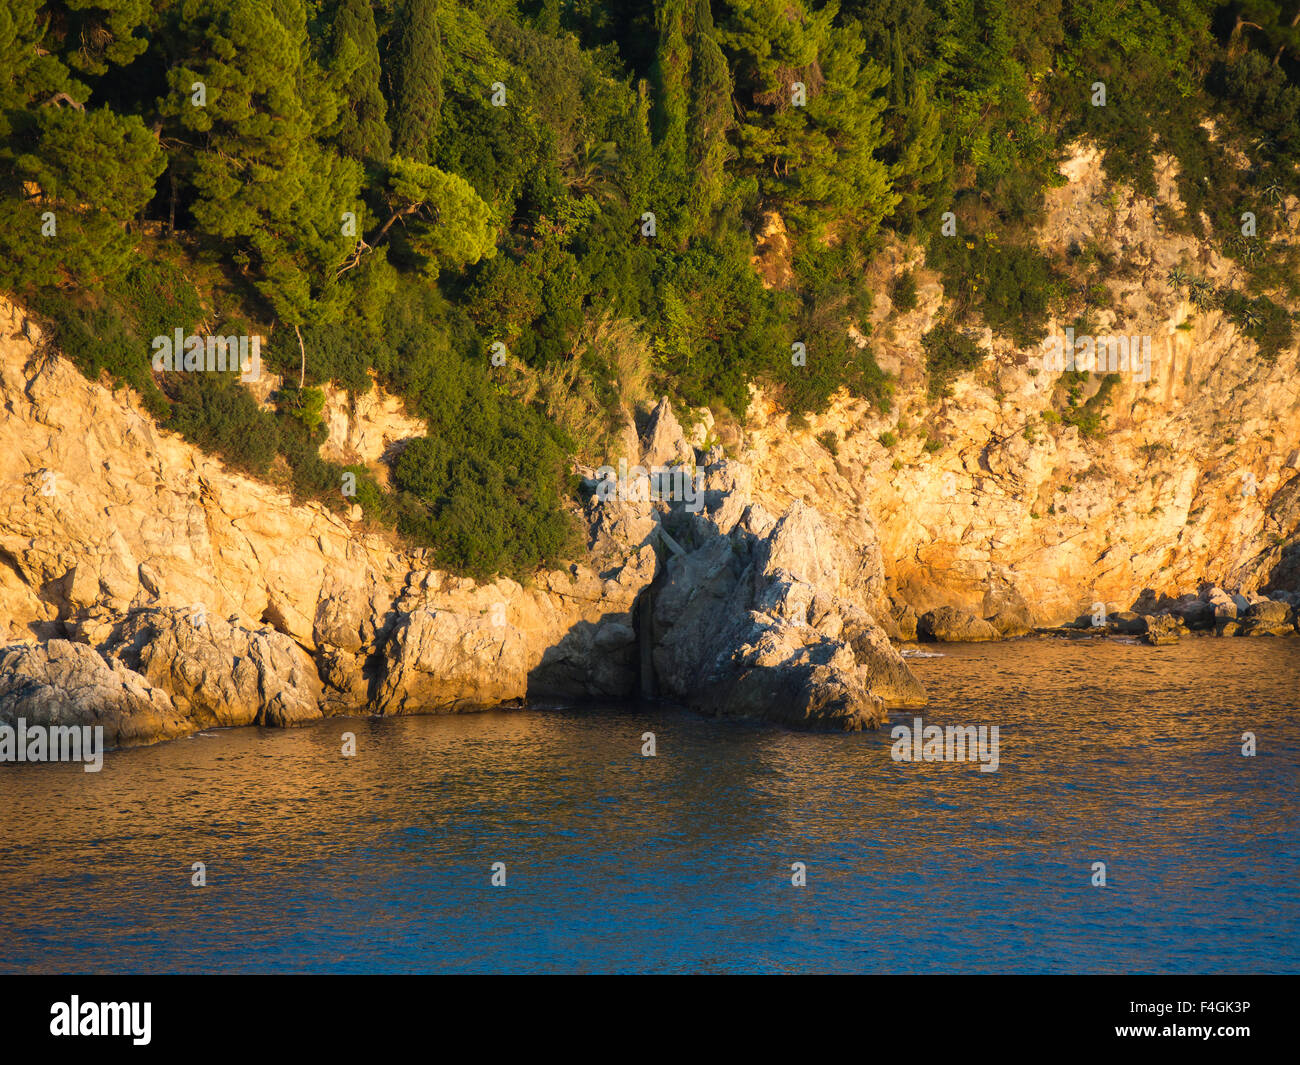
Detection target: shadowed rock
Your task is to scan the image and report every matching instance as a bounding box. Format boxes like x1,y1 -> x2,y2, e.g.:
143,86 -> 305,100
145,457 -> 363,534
1142,613 -> 1184,645
918,606 -> 999,642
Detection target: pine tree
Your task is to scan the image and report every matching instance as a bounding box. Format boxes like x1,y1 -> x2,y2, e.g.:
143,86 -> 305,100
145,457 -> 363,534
44,0 -> 152,76
160,0 -> 362,324
5,106 -> 162,288
378,157 -> 497,277
0,1 -> 162,289
327,0 -> 392,165
390,0 -> 444,164
717,0 -> 898,238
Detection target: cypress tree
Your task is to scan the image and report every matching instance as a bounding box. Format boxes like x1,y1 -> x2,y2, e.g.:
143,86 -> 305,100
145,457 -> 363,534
650,0 -> 689,182
686,0 -> 733,224
390,0 -> 444,164
888,27 -> 906,108
891,78 -> 948,231
328,0 -> 392,165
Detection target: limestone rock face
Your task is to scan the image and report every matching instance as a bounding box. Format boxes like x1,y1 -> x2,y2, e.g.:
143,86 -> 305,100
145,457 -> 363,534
375,550 -> 654,714
0,300 -> 409,654
982,584 -> 1035,637
735,143 -> 1300,627
0,641 -> 192,747
318,376 -> 426,476
0,297 -> 668,742
378,604 -> 531,714
11,140 -> 1298,746
100,608 -> 323,728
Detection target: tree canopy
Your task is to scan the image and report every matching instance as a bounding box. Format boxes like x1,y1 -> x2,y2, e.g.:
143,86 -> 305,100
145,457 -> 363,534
2,0 -> 1297,578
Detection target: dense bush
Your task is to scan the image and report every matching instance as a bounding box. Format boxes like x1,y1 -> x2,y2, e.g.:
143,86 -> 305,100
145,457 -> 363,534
922,320 -> 986,399
927,234 -> 1060,347
392,411 -> 579,581
164,374 -> 281,477
1220,290 -> 1296,362
891,269 -> 918,314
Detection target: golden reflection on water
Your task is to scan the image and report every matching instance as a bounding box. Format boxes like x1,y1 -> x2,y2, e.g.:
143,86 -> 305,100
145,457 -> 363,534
0,637 -> 1296,973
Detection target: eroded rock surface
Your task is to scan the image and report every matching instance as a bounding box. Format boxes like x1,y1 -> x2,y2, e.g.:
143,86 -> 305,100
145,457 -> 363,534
0,302 -> 921,743
100,608 -> 323,728
0,641 -> 191,746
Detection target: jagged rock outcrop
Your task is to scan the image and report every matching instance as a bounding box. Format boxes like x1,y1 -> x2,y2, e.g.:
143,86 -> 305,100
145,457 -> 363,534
635,436 -> 925,730
640,396 -> 696,469
0,641 -> 192,746
0,298 -> 919,744
646,536 -> 909,731
99,607 -> 323,728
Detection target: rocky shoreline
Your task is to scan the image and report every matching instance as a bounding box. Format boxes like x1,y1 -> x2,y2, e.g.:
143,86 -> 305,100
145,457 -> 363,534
3,383 -> 1293,752
903,585 -> 1300,646
1,283 -> 1297,751
0,325 -> 929,745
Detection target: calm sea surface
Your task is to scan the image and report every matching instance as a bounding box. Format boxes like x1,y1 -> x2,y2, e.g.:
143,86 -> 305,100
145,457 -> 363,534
2,637 -> 1297,973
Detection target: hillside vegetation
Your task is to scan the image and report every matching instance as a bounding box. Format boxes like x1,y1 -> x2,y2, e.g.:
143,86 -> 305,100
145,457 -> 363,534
2,0 -> 1298,578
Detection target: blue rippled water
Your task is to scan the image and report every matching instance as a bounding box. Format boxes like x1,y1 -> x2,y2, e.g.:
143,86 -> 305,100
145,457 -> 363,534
1,637 -> 1297,973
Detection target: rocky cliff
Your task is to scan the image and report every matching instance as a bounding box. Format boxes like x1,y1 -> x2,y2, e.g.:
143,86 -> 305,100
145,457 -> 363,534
2,145 -> 1298,749
739,145 -> 1300,631
0,300 -> 917,744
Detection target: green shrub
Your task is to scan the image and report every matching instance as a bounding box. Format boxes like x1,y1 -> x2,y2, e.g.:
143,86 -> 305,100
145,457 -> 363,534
279,384 -> 327,432
1220,290 -> 1294,362
891,269 -> 918,313
926,233 -> 1058,346
392,404 -> 579,581
1059,373 -> 1120,440
922,320 -> 985,399
164,374 -> 280,476
344,465 -> 393,523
